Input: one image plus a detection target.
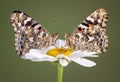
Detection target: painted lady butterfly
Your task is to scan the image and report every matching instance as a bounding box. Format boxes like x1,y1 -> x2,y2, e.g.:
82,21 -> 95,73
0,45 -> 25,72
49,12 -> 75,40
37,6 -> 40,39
10,8 -> 108,56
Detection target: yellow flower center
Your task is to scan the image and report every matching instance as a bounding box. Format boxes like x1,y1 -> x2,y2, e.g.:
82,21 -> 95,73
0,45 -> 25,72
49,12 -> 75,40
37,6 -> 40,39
47,48 -> 73,57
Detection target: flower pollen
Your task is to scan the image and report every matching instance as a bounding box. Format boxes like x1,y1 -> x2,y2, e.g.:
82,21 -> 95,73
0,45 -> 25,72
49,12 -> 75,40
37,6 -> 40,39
47,48 -> 73,57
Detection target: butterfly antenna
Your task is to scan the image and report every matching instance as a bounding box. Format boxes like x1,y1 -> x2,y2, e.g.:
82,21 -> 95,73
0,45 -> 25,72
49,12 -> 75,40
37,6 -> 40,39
58,20 -> 63,29
52,18 -> 57,34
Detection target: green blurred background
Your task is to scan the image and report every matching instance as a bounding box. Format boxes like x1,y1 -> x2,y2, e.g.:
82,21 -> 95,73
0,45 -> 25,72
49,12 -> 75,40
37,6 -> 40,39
0,0 -> 120,82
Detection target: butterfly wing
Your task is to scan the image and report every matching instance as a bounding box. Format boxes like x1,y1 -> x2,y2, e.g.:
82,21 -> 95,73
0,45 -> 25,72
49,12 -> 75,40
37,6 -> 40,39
10,10 -> 58,56
65,8 -> 108,54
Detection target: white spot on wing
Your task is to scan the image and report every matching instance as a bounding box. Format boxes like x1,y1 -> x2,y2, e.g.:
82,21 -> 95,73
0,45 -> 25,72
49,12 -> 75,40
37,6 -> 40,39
34,24 -> 41,29
24,17 -> 32,24
21,26 -> 26,30
18,23 -> 22,27
88,37 -> 94,41
79,24 -> 87,28
19,12 -> 24,18
34,29 -> 39,33
14,27 -> 17,31
12,23 -> 16,27
102,23 -> 106,27
98,19 -> 101,23
38,32 -> 44,38
87,16 -> 94,23
29,37 -> 34,42
77,33 -> 83,38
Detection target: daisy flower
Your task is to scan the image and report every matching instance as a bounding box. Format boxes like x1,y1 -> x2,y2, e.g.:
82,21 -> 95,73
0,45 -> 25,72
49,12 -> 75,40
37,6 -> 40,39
22,39 -> 98,67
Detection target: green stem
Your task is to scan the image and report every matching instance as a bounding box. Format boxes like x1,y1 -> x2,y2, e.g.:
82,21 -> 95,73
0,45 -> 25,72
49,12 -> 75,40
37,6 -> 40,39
57,63 -> 63,82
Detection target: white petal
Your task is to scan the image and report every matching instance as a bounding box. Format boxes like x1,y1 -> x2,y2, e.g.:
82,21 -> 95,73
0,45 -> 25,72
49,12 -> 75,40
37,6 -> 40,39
55,39 -> 66,48
71,57 -> 96,67
31,55 -> 57,62
80,51 -> 98,57
70,51 -> 98,58
59,59 -> 69,67
29,49 -> 44,55
22,49 -> 57,62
